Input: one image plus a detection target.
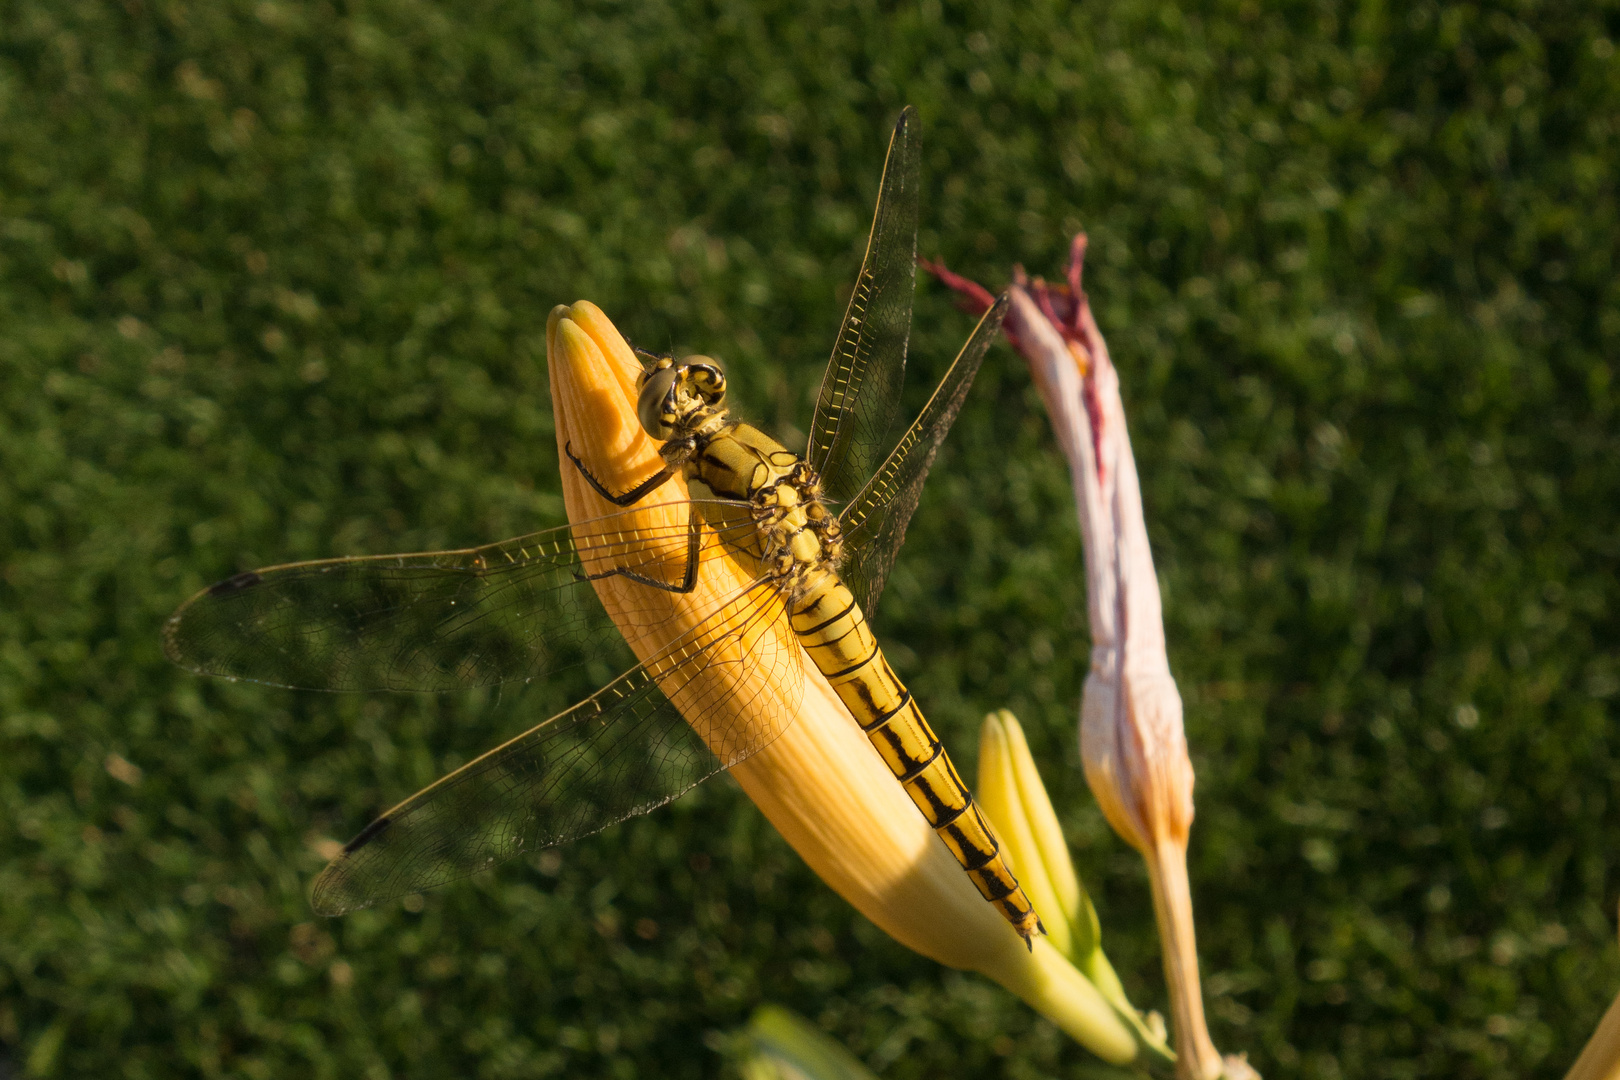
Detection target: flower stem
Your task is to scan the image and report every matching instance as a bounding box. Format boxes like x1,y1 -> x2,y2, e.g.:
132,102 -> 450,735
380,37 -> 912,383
1146,835 -> 1223,1080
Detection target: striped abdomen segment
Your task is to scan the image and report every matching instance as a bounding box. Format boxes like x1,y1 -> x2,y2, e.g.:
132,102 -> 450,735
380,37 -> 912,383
790,578 -> 1045,945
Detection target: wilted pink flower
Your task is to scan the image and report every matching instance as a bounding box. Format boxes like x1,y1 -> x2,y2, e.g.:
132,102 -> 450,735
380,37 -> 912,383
927,238 -> 1255,1080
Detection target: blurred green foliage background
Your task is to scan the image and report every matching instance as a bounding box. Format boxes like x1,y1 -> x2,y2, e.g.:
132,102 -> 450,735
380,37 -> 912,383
2,0 -> 1617,1076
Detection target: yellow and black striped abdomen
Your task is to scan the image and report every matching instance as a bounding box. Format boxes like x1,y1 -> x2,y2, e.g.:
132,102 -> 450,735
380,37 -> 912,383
789,579 -> 1045,944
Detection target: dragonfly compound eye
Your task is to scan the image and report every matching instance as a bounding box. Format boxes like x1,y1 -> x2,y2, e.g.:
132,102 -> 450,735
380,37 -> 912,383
677,356 -> 727,407
633,355 -> 674,391
636,365 -> 681,439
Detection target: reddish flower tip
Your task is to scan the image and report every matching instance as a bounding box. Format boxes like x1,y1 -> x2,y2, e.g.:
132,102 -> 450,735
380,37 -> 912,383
1066,233 -> 1088,298
918,257 -> 997,316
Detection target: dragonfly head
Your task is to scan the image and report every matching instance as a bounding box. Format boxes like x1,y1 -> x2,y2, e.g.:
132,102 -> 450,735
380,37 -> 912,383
636,355 -> 727,440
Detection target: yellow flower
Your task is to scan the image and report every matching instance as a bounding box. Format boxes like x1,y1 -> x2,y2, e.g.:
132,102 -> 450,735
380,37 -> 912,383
978,708 -> 1169,1054
978,708 -> 1097,961
548,300 -> 1144,1065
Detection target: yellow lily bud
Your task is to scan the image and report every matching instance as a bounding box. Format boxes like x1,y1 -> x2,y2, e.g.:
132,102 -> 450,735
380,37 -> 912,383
978,709 -> 1168,1055
977,708 -> 1089,959
548,300 -> 1141,1066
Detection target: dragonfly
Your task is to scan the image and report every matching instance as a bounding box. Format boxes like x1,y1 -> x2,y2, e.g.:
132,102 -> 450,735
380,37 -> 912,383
164,107 -> 1043,944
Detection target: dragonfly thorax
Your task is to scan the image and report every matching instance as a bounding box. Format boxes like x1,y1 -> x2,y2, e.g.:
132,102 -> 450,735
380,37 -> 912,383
749,460 -> 845,601
632,352 -> 845,600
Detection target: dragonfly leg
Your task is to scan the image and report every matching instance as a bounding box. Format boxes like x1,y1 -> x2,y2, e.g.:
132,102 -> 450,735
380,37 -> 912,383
565,441 -> 675,506
579,502 -> 702,594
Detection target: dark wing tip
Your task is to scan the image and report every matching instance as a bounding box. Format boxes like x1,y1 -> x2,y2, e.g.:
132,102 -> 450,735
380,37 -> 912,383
159,613 -> 186,665
162,572 -> 261,671
987,290 -> 1011,324
309,816 -> 392,917
344,815 -> 393,854
891,106 -> 919,182
308,873 -> 366,918
161,601 -> 217,671
208,571 -> 263,596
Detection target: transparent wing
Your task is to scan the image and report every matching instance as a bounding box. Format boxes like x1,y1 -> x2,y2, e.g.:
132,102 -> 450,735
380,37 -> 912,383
310,579 -> 802,915
837,294 -> 1009,617
806,105 -> 921,509
163,501 -> 753,692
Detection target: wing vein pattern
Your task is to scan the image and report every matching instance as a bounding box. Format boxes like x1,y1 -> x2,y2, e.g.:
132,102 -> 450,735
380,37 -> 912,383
162,109 -> 1003,924
164,503 -> 753,693
807,106 -> 921,510
837,294 -> 1009,616
310,578 -> 802,914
